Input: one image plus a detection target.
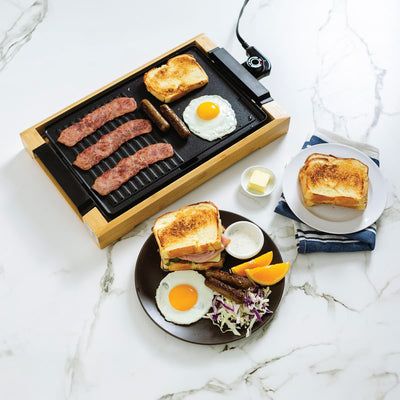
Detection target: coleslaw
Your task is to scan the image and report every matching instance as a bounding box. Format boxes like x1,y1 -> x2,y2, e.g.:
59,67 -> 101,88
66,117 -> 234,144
203,287 -> 272,337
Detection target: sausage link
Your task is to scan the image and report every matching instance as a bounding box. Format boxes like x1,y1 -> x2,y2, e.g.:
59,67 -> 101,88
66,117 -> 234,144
140,99 -> 170,132
205,276 -> 245,304
205,268 -> 255,289
159,104 -> 191,139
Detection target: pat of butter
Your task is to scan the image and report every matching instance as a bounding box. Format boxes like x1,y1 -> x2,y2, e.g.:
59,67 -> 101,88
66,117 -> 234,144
248,169 -> 271,193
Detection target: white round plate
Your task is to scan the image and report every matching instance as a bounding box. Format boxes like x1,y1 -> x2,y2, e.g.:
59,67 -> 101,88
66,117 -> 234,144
282,143 -> 386,234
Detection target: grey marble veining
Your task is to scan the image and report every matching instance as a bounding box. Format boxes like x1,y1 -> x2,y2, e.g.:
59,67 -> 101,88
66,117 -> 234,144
312,0 -> 387,140
66,219 -> 152,398
0,0 -> 47,71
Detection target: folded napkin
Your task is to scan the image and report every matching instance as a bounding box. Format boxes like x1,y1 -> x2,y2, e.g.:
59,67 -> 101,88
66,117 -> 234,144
274,129 -> 380,253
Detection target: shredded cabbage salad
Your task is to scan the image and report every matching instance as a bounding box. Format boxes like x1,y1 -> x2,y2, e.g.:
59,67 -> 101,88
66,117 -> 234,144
203,287 -> 272,337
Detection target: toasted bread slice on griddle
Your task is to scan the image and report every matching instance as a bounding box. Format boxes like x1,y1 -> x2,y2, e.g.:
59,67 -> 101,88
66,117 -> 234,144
143,54 -> 208,103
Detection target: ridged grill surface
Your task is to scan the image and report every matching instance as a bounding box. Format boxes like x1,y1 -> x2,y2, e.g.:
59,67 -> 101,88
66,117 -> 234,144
44,46 -> 269,220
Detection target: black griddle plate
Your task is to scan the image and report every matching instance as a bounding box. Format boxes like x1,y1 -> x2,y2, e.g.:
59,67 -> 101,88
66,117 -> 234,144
44,45 -> 269,220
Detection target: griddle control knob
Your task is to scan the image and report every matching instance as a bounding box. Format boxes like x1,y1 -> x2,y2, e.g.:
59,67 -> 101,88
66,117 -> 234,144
247,56 -> 263,68
242,46 -> 271,80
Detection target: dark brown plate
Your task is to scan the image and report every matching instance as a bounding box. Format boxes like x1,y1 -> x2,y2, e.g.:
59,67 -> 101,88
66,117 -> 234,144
134,210 -> 285,345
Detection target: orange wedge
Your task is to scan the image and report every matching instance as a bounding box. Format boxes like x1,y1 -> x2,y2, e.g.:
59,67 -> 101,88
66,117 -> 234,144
231,251 -> 273,276
245,262 -> 290,286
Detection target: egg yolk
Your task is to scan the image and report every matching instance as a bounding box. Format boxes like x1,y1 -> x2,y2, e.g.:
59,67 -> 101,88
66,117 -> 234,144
196,101 -> 220,120
168,284 -> 198,311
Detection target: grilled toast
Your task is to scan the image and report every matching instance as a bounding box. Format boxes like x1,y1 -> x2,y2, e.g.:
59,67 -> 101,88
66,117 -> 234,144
143,54 -> 209,103
298,153 -> 369,210
152,201 -> 224,271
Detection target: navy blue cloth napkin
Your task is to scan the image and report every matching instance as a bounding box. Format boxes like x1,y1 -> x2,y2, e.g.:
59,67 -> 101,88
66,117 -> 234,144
274,129 -> 380,254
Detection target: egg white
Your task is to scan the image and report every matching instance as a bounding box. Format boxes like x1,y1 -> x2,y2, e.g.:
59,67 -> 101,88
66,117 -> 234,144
183,95 -> 237,141
155,270 -> 213,325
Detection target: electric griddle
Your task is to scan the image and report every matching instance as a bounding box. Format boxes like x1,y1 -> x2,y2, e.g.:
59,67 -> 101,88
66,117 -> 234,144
21,34 -> 290,248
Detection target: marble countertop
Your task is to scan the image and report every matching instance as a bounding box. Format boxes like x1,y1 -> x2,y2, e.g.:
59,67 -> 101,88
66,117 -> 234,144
1,0 -> 399,399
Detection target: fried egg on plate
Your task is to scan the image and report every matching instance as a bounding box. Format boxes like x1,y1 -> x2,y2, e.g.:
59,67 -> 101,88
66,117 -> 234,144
155,270 -> 213,325
182,95 -> 237,141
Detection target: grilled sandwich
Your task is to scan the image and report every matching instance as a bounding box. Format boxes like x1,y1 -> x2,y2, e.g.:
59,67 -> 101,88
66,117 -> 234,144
298,153 -> 369,210
152,201 -> 228,271
143,54 -> 209,103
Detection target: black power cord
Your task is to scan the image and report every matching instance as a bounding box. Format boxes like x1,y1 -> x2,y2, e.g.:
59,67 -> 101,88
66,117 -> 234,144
236,0 -> 271,79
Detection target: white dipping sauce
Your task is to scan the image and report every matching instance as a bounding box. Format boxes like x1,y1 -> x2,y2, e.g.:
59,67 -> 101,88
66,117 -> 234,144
227,224 -> 262,258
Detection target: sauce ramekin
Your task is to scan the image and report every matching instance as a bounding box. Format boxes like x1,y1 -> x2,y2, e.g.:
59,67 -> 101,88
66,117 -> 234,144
224,221 -> 264,260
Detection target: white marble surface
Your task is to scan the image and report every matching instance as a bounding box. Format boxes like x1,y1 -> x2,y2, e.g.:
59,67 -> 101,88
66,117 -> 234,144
1,0 -> 399,399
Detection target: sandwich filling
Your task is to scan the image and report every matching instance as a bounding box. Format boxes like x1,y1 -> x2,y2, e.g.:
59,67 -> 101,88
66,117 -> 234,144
178,234 -> 231,263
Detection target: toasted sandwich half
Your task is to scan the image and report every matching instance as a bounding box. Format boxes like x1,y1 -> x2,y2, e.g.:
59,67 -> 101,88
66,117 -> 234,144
152,201 -> 228,271
298,153 -> 369,210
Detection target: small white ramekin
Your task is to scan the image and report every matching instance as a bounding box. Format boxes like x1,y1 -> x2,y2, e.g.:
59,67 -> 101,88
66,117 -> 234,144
224,221 -> 264,260
240,165 -> 276,198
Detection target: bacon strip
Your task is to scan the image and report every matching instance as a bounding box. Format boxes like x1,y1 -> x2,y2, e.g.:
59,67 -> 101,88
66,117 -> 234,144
73,119 -> 152,170
57,97 -> 137,146
92,143 -> 174,196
